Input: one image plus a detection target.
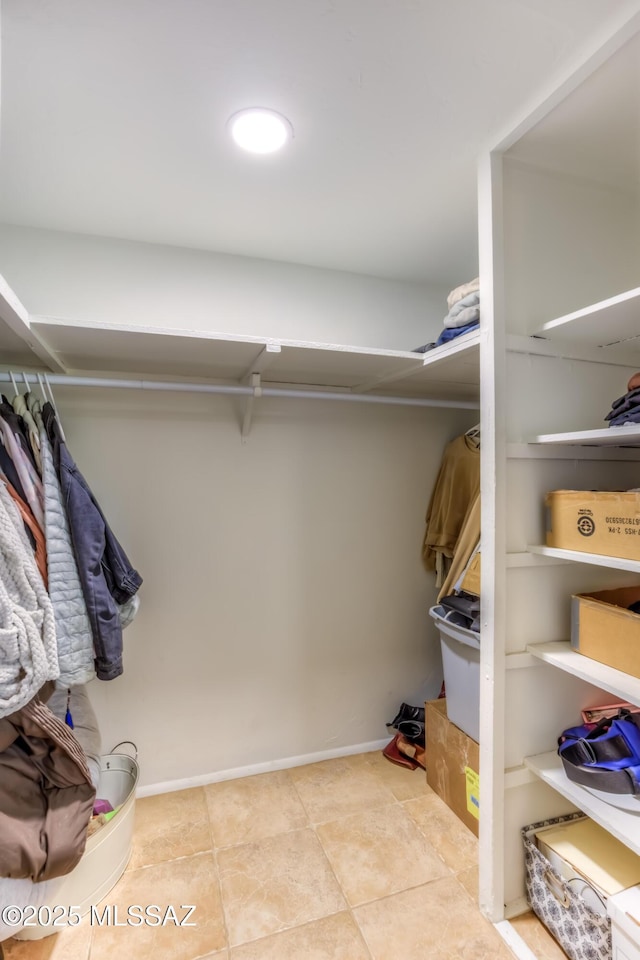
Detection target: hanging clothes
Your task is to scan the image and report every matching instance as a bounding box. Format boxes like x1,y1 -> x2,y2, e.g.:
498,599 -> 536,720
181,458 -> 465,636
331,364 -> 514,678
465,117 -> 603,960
422,433 -> 480,586
12,393 -> 43,475
0,484 -> 58,718
2,479 -> 48,587
42,403 -> 142,681
437,492 -> 480,601
0,413 -> 44,528
35,411 -> 96,685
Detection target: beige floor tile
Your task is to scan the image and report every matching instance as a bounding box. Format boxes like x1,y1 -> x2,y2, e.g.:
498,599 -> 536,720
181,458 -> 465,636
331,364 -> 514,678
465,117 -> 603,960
204,770 -> 308,848
510,911 -> 568,960
217,827 -> 346,947
129,786 -> 212,869
354,878 -> 514,960
403,794 -> 478,871
317,803 -> 450,906
4,920 -> 91,960
90,852 -> 226,960
362,749 -> 434,802
289,755 -> 397,824
455,865 -> 479,903
229,912 -> 371,960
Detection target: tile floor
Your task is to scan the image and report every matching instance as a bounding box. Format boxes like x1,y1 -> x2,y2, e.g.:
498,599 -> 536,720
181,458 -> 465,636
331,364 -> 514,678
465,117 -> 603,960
3,751 -> 564,960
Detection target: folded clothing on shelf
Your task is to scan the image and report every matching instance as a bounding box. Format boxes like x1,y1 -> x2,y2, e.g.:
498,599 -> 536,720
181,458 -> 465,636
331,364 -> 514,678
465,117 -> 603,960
434,321 -> 479,347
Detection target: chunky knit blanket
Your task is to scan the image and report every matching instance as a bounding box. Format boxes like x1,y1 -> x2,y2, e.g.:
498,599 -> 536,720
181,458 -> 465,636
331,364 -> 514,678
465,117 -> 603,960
0,482 -> 59,718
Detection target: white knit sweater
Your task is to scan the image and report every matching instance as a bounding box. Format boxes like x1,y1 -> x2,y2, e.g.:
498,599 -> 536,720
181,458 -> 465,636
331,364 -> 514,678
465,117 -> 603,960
0,482 -> 59,718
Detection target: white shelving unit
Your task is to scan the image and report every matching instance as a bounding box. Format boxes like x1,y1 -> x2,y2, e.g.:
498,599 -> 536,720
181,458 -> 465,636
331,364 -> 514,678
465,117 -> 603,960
0,288 -> 480,404
527,641 -> 640,704
524,752 -> 640,856
531,426 -> 640,447
479,11 -> 640,936
527,545 -> 640,574
540,286 -> 640,348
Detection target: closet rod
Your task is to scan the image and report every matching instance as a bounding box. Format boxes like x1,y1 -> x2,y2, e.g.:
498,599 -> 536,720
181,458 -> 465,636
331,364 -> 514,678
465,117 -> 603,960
0,373 -> 479,410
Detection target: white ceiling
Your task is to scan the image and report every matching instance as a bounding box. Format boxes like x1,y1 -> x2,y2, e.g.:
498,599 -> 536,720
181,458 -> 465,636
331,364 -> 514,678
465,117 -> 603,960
0,0 -> 638,285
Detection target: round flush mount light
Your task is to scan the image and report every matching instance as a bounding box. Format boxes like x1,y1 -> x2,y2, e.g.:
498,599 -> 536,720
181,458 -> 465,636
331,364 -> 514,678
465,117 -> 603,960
228,108 -> 293,154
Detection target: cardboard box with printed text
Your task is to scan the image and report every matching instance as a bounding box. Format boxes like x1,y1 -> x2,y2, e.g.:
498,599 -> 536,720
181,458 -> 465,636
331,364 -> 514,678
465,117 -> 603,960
425,698 -> 479,837
546,490 -> 640,562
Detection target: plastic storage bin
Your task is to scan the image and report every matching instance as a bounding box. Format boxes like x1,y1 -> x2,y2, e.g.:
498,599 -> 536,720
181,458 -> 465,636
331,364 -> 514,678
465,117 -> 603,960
14,753 -> 139,940
429,604 -> 480,742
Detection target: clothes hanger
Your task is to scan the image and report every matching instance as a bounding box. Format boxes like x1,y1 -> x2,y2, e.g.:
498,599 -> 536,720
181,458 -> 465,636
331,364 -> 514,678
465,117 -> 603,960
43,373 -> 67,441
8,370 -> 19,398
465,422 -> 480,448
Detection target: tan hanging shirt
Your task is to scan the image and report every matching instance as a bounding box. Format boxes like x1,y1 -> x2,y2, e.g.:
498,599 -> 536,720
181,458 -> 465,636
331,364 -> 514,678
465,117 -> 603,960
422,434 -> 480,584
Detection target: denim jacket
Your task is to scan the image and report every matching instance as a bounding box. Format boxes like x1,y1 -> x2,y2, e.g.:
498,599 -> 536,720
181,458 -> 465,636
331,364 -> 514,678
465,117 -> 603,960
42,404 -> 142,680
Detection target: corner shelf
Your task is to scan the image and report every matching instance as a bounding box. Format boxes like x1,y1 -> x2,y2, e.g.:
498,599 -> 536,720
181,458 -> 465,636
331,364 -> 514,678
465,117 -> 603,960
524,751 -> 640,856
531,426 -> 640,447
527,544 -> 640,574
527,641 -> 640,705
23,317 -> 480,404
538,286 -> 640,348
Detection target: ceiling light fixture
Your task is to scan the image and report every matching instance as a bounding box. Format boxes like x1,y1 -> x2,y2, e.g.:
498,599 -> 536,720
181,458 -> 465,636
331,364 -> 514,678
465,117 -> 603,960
228,108 -> 293,154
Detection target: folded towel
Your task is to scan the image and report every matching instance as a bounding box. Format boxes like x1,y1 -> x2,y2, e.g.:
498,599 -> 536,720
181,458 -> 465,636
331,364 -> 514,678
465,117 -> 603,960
447,277 -> 479,311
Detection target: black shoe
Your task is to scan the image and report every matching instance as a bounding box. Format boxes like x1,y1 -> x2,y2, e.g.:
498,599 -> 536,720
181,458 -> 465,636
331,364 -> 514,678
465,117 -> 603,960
397,720 -> 425,746
387,702 -> 425,729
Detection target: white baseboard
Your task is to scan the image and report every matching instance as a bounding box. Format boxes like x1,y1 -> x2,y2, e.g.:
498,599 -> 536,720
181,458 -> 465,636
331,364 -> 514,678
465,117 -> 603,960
494,920 -> 540,960
136,738 -> 391,798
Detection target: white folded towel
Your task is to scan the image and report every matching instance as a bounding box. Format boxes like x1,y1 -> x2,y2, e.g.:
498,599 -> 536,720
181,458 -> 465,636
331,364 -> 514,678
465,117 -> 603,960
447,277 -> 479,311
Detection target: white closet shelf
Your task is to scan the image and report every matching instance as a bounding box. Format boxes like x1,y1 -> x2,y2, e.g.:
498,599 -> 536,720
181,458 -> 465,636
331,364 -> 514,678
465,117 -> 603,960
524,751 -> 640,857
530,426 -> 640,446
538,286 -> 640,348
527,544 -> 640,573
527,641 -> 640,704
19,317 -> 480,402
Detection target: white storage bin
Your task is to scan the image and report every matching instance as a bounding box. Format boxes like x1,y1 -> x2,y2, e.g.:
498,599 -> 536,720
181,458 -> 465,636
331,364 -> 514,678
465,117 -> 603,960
429,605 -> 480,742
14,753 -> 139,941
609,885 -> 640,960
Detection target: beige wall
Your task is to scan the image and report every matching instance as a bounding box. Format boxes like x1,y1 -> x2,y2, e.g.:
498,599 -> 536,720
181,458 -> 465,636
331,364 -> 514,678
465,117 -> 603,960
0,224 -> 449,351
52,386 -> 472,790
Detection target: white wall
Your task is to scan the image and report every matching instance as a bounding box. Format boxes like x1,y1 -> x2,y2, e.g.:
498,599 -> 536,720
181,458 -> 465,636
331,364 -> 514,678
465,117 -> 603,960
0,224 -> 450,351
51,386 -> 473,790
503,158 -> 640,333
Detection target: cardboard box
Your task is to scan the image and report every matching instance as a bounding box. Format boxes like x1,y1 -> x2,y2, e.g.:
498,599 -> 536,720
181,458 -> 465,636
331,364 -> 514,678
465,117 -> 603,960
425,698 -> 479,837
572,585 -> 640,678
546,490 -> 640,562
